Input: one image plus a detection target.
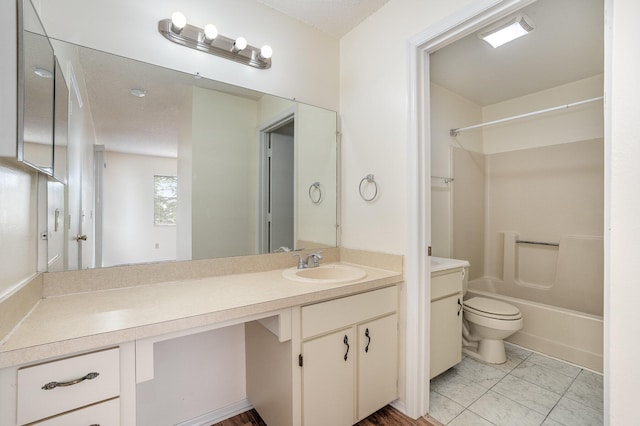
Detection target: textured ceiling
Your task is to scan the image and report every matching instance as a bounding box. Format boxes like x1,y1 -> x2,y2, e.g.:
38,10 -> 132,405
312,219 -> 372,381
430,0 -> 604,106
255,0 -> 390,38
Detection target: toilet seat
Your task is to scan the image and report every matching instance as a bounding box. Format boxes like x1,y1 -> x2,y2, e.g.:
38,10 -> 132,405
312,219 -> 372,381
464,297 -> 522,320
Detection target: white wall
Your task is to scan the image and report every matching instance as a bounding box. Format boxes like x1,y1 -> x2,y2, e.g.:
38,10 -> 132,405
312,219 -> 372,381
339,0 -> 472,256
482,74 -> 604,154
136,326 -> 246,425
38,0 -> 339,111
102,151 -> 177,267
430,83 -> 483,258
606,0 -> 640,423
0,159 -> 38,298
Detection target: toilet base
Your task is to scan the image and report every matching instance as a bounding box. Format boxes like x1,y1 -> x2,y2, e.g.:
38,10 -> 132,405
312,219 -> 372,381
462,339 -> 507,364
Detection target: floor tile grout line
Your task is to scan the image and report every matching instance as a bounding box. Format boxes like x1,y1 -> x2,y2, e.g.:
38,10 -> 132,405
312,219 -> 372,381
539,366 -> 584,425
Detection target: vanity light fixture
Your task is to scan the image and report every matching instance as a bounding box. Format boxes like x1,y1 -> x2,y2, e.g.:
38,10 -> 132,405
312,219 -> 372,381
479,14 -> 535,48
158,12 -> 272,69
170,12 -> 187,34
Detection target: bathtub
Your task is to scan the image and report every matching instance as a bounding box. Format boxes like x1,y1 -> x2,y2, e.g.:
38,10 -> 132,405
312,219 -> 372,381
466,277 -> 603,372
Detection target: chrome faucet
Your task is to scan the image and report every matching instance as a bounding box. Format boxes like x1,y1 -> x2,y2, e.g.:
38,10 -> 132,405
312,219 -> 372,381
293,251 -> 323,269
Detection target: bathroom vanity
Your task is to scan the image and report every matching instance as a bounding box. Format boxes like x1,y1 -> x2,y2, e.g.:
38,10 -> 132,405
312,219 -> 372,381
0,249 -> 402,426
429,257 -> 468,379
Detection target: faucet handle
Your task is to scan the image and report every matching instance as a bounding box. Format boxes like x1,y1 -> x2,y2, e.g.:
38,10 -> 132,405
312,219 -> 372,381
292,253 -> 306,269
308,251 -> 323,267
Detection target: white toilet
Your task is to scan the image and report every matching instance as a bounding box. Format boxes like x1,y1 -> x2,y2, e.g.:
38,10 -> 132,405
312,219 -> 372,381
462,269 -> 523,364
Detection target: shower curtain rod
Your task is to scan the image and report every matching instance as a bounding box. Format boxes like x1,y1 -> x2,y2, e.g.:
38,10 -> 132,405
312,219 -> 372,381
449,96 -> 604,137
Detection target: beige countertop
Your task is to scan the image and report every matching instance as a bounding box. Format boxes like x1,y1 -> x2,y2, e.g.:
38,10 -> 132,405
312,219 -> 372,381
0,262 -> 401,368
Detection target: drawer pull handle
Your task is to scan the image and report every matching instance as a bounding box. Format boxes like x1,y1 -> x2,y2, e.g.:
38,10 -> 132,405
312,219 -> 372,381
343,335 -> 350,361
458,298 -> 463,316
365,328 -> 371,353
41,372 -> 100,390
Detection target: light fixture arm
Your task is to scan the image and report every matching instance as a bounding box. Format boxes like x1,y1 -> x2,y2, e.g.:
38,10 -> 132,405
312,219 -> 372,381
158,19 -> 271,69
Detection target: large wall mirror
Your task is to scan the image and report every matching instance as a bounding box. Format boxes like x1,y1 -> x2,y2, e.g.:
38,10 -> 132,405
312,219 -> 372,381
18,0 -> 55,174
48,39 -> 337,269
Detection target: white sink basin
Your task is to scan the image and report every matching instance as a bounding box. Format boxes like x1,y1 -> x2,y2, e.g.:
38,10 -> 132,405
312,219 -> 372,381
282,264 -> 367,284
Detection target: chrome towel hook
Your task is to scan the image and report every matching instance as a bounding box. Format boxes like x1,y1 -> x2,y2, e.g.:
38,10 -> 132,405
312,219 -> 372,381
359,174 -> 378,202
308,182 -> 323,204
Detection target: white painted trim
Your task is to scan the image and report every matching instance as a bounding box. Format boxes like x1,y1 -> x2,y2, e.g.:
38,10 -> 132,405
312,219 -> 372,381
602,0 -> 612,423
405,0 -> 539,418
175,399 -> 253,426
257,107 -> 296,253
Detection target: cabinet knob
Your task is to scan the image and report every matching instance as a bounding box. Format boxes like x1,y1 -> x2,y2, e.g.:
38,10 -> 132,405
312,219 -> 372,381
365,328 -> 371,353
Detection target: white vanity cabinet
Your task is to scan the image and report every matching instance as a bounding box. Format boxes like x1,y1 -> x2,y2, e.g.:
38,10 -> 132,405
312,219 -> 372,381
16,347 -> 120,425
430,268 -> 464,379
300,285 -> 398,426
245,285 -> 399,426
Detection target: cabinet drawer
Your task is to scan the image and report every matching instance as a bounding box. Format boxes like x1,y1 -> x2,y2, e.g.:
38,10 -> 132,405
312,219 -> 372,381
302,286 -> 397,339
32,398 -> 120,425
431,269 -> 463,301
17,348 -> 120,425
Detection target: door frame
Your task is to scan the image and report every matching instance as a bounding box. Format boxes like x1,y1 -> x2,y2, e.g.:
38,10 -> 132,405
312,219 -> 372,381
404,0 -> 541,417
257,106 -> 296,253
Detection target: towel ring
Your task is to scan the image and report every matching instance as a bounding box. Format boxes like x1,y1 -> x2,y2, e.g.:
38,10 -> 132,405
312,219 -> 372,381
359,174 -> 378,202
309,182 -> 323,204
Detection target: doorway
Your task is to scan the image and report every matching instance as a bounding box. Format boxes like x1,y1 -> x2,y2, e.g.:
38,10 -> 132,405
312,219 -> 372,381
404,0 -> 608,418
259,116 -> 295,253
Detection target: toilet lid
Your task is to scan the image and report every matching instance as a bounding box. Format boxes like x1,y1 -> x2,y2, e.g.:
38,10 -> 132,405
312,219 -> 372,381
464,297 -> 521,317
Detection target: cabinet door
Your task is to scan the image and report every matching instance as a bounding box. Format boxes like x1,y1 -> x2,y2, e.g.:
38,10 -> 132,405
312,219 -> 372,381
302,328 -> 354,426
430,294 -> 463,379
357,314 -> 398,421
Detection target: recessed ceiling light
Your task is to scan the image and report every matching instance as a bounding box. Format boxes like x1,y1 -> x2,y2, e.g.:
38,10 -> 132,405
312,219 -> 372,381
34,67 -> 53,79
479,14 -> 535,48
130,88 -> 146,98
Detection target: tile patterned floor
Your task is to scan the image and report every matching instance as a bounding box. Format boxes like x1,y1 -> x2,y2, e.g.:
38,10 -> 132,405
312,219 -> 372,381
429,343 -> 603,426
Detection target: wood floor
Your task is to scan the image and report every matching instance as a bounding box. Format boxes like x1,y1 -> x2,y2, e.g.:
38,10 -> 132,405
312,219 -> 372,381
212,405 -> 439,426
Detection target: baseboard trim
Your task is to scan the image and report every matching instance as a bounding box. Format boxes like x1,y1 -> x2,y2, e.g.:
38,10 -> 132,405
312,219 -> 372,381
176,399 -> 253,426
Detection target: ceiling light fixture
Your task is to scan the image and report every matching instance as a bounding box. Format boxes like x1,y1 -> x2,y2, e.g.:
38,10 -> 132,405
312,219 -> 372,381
479,14 -> 535,48
130,88 -> 146,98
33,67 -> 53,79
158,13 -> 272,69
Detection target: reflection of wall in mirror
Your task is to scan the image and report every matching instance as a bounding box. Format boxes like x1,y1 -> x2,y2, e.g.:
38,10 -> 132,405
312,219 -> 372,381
47,180 -> 65,272
22,142 -> 52,169
50,40 -> 99,270
103,151 -> 177,267
296,103 -> 337,248
189,87 -> 259,260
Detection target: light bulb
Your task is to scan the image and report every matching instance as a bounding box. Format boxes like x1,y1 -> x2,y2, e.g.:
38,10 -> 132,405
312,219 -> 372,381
259,45 -> 273,60
233,37 -> 247,52
170,12 -> 187,33
203,24 -> 218,43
